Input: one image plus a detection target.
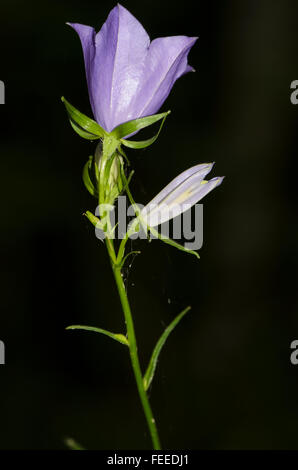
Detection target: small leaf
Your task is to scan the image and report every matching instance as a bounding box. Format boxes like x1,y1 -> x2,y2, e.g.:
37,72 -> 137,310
121,112 -> 169,149
111,111 -> 170,140
66,324 -> 129,346
61,96 -> 105,139
82,156 -> 98,197
143,306 -> 191,391
84,211 -> 102,229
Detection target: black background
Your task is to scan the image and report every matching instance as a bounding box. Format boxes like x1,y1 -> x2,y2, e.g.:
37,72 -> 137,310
1,0 -> 298,450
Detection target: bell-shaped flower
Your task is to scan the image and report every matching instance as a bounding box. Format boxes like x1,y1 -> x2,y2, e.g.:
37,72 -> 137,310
139,163 -> 224,228
68,4 -> 197,133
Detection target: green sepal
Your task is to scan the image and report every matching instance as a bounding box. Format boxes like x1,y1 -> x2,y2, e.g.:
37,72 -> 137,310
66,324 -> 129,346
82,156 -> 98,197
111,111 -> 170,141
121,112 -> 170,149
143,306 -> 191,391
69,120 -> 99,140
61,96 -> 105,139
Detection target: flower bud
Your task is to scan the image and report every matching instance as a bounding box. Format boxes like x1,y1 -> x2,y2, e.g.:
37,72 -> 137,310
95,142 -> 122,203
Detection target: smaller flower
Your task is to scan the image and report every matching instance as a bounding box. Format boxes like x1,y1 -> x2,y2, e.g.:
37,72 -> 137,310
139,163 -> 224,227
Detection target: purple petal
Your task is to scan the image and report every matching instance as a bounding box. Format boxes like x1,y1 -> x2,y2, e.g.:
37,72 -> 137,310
130,35 -> 198,119
66,23 -> 97,118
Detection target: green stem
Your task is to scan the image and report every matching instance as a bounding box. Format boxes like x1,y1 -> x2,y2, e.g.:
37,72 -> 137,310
98,137 -> 161,449
105,239 -> 161,450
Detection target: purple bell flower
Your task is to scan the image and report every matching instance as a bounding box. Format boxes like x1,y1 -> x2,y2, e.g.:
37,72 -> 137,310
68,4 -> 197,133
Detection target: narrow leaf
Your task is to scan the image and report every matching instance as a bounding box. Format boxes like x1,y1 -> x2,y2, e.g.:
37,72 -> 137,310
121,112 -> 169,149
111,111 -> 170,140
143,306 -> 191,391
66,324 -> 129,346
61,96 -> 106,138
82,156 -> 98,197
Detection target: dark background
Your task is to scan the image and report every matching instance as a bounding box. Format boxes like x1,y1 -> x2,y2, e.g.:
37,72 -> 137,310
1,0 -> 298,449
